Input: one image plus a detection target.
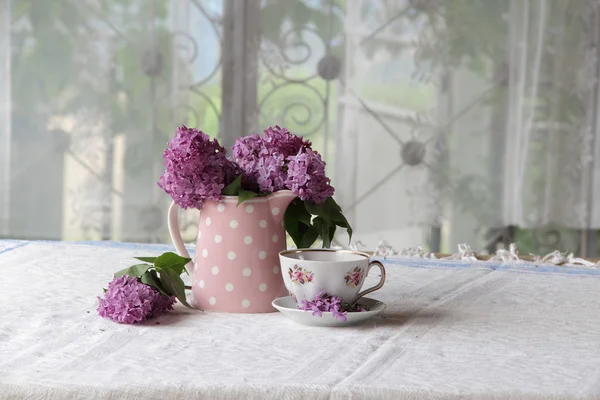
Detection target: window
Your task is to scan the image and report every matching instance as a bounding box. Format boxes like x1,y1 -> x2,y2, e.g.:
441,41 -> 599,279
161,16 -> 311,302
3,0 -> 600,256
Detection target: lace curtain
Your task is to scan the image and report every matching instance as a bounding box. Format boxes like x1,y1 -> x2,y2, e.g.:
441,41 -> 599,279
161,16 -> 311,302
339,0 -> 600,254
2,0 -> 600,256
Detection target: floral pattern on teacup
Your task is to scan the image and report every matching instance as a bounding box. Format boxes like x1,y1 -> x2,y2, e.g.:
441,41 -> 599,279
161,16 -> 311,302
288,291 -> 298,303
288,265 -> 314,285
344,266 -> 364,288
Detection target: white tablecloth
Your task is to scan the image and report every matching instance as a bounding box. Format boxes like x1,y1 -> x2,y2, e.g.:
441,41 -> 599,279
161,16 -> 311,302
1,241 -> 600,400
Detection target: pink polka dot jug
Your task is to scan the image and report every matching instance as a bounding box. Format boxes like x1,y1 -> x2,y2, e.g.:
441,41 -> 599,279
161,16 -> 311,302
167,190 -> 295,312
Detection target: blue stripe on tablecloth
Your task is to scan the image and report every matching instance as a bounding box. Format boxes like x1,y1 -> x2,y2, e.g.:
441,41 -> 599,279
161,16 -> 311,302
0,241 -> 30,256
0,240 -> 193,255
376,256 -> 600,276
64,241 -> 179,252
1,240 -> 598,276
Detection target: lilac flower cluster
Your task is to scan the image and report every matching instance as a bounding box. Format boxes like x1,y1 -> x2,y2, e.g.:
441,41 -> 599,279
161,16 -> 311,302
97,275 -> 175,324
298,291 -> 366,322
157,126 -> 232,209
232,125 -> 334,203
232,127 -> 303,193
158,124 -> 335,207
255,153 -> 286,193
262,125 -> 311,157
286,149 -> 335,204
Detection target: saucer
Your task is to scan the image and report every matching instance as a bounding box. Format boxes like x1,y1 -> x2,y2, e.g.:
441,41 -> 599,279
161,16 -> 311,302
272,296 -> 386,327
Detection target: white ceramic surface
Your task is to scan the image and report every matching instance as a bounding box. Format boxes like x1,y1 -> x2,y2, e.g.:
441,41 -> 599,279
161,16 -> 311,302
272,296 -> 386,327
279,249 -> 386,304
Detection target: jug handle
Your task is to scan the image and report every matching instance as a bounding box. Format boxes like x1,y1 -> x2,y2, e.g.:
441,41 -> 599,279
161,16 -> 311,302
168,201 -> 194,271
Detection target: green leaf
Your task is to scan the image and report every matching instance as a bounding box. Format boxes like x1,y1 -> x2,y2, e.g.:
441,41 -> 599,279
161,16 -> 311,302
345,224 -> 353,243
329,224 -> 337,244
237,189 -> 259,206
159,268 -> 193,309
140,270 -> 169,296
304,197 -> 353,244
286,197 -> 312,225
299,225 -> 320,248
313,216 -> 331,248
114,263 -> 152,278
305,201 -> 330,223
134,256 -> 157,263
284,197 -> 353,248
154,252 -> 191,276
222,174 -> 243,196
327,198 -> 353,242
285,197 -> 317,248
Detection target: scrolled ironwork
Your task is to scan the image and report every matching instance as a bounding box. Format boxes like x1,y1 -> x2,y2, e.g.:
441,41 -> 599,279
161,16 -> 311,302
140,48 -> 164,77
317,54 -> 341,81
260,25 -> 327,84
258,82 -> 326,137
188,0 -> 222,88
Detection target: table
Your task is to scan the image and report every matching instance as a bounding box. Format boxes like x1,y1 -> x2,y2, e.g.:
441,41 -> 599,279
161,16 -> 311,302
2,240 -> 600,399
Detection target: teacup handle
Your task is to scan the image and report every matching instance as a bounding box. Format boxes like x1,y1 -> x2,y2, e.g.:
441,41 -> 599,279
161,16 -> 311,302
167,201 -> 195,273
355,260 -> 386,301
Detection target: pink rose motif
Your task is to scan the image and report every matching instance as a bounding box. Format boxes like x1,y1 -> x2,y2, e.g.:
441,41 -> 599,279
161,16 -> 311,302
344,267 -> 364,288
288,265 -> 314,285
291,270 -> 304,283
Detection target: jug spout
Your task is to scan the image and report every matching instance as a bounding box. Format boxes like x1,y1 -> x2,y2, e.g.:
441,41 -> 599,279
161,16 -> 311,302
267,190 -> 297,224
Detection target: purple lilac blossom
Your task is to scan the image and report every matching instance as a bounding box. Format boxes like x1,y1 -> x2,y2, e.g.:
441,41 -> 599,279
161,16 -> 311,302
262,125 -> 311,158
158,126 -> 230,209
231,134 -> 267,172
298,291 -> 366,321
223,159 -> 243,187
97,275 -> 175,324
285,149 -> 334,204
232,126 -> 311,194
231,134 -> 267,191
255,153 -> 287,193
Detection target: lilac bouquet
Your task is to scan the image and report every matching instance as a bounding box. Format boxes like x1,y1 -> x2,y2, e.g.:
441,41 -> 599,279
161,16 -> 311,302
97,252 -> 193,324
97,275 -> 175,324
158,125 -> 351,248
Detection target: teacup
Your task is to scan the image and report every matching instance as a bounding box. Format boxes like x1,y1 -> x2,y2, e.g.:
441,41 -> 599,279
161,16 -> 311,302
279,249 -> 386,304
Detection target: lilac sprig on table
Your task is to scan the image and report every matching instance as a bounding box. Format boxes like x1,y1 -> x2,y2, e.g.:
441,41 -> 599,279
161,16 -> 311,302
157,125 -> 352,249
97,252 -> 194,324
98,275 -> 175,324
299,292 -> 367,322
